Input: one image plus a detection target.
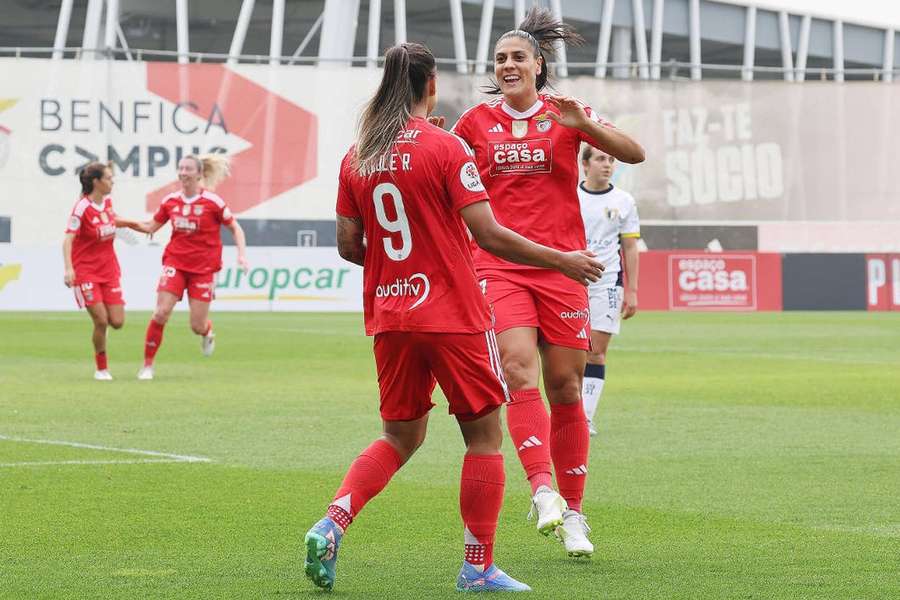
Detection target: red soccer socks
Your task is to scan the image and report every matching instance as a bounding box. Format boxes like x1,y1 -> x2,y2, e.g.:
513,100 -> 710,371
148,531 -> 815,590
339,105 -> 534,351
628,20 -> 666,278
506,388 -> 553,493
328,439 -> 402,531
460,453 -> 504,570
95,351 -> 108,371
143,319 -> 165,366
550,402 -> 590,513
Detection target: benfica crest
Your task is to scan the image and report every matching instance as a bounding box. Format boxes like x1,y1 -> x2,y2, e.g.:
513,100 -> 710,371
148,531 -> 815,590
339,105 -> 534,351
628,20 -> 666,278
511,120 -> 528,139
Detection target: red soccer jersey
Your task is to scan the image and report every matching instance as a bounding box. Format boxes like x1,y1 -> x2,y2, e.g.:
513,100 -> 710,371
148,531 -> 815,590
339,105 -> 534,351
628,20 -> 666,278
336,117 -> 492,336
452,94 -> 611,270
153,189 -> 234,274
65,196 -> 120,283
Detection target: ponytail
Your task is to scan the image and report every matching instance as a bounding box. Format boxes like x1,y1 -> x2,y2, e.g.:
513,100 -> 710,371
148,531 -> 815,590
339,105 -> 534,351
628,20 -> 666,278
354,43 -> 435,176
486,7 -> 584,94
184,153 -> 231,189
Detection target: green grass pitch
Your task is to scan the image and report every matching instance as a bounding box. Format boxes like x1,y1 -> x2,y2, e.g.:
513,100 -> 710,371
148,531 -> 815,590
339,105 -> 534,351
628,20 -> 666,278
1,311 -> 898,599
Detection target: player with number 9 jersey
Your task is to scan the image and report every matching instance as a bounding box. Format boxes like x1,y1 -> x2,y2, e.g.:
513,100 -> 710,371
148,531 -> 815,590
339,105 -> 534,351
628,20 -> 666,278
336,124 -> 491,336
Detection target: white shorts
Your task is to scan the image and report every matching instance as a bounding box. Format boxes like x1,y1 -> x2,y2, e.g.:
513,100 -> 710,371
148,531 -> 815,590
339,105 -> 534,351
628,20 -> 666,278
588,285 -> 623,334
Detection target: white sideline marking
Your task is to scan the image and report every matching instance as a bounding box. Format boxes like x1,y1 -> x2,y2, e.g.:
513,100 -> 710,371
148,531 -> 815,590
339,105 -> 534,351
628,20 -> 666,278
0,459 -> 188,467
0,434 -> 211,467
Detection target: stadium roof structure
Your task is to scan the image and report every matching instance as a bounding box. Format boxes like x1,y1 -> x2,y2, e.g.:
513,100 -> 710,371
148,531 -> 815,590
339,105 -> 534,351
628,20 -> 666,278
1,0 -> 897,81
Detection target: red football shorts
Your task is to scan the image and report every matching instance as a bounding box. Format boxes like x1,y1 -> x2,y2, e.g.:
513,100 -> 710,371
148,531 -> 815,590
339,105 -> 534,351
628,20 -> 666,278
373,329 -> 508,422
74,280 -> 124,308
478,268 -> 590,351
157,265 -> 216,302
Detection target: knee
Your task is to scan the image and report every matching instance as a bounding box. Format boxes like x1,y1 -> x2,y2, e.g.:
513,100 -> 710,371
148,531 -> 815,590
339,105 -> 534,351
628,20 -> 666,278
152,308 -> 171,325
544,372 -> 584,405
190,321 -> 207,335
383,430 -> 426,463
108,317 -> 124,330
92,315 -> 109,329
501,355 -> 537,390
586,350 -> 606,365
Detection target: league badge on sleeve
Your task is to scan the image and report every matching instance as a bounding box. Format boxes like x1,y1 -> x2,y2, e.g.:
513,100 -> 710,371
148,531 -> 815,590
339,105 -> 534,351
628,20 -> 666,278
68,215 -> 81,231
460,161 -> 485,192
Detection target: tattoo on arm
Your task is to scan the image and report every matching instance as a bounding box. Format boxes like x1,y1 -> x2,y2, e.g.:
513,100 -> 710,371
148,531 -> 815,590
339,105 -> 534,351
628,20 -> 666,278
336,215 -> 366,266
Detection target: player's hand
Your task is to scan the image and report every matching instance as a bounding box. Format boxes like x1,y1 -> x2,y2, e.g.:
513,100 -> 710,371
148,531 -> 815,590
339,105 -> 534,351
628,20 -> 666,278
427,115 -> 446,129
237,254 -> 249,273
622,289 -> 638,319
544,95 -> 591,130
64,268 -> 75,288
556,250 -> 604,286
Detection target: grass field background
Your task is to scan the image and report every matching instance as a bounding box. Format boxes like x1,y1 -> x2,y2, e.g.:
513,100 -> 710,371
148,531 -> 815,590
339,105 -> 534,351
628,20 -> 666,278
1,311 -> 898,599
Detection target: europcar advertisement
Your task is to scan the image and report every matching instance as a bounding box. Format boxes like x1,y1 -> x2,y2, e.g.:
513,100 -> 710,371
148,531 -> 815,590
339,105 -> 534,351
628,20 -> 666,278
0,246 -> 362,311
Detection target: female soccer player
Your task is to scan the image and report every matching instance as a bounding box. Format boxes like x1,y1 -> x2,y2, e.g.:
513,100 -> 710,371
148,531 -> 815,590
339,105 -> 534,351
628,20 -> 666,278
63,162 -> 148,380
579,146 -> 641,437
303,42 -> 602,593
136,154 -> 248,380
451,8 -> 645,558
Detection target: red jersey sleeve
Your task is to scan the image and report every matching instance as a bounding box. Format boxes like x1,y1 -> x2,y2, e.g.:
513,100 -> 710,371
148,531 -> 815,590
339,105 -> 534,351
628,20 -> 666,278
65,198 -> 89,234
153,201 -> 169,224
220,203 -> 234,226
450,108 -> 476,148
444,134 -> 489,213
335,152 -> 360,218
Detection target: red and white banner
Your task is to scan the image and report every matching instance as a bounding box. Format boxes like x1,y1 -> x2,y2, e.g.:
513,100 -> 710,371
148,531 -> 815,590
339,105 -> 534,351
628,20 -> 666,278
866,254 -> 900,311
639,251 -> 782,311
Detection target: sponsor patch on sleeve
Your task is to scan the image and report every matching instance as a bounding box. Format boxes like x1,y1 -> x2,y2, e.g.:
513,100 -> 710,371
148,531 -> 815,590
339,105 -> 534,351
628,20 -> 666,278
222,207 -> 233,221
460,161 -> 485,192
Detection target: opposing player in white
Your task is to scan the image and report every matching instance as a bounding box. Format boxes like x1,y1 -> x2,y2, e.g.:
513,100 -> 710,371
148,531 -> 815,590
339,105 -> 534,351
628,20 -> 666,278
578,146 -> 640,436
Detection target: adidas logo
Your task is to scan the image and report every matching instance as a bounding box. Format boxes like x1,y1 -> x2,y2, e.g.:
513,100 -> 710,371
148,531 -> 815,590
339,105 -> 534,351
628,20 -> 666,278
565,464 -> 588,476
518,435 -> 542,450
576,328 -> 588,339
488,123 -> 504,133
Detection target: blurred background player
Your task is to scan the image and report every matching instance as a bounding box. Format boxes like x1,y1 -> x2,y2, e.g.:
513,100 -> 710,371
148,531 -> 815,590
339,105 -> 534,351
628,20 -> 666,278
63,162 -> 148,380
303,42 -> 602,593
136,155 -> 248,380
579,146 -> 641,436
451,8 -> 644,559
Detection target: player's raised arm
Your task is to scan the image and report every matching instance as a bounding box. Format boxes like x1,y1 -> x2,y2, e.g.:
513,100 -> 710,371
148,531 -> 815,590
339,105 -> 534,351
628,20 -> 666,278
460,201 -> 603,286
544,95 -> 645,164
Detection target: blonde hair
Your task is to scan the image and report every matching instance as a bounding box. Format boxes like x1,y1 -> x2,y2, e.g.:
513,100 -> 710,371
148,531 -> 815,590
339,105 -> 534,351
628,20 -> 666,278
184,154 -> 231,189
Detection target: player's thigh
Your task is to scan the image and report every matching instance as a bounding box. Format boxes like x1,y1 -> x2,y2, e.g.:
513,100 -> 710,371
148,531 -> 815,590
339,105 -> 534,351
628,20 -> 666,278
85,301 -> 109,327
531,271 -> 591,351
428,330 -> 507,425
538,342 -> 587,405
589,285 -> 622,336
373,332 -> 437,422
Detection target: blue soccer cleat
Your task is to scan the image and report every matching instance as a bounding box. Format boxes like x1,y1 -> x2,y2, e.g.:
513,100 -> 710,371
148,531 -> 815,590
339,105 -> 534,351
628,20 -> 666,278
304,517 -> 343,591
456,561 -> 532,592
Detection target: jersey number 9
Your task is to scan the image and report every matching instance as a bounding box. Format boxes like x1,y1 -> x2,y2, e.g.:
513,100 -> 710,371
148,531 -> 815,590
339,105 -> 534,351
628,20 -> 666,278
373,183 -> 412,261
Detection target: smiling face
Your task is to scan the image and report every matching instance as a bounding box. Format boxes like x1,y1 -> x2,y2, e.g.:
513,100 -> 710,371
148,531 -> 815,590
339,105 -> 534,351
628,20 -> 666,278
494,36 -> 542,105
178,157 -> 203,191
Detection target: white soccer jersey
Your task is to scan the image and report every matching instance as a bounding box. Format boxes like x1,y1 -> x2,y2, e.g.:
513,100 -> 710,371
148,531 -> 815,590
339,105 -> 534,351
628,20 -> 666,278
578,182 -> 640,288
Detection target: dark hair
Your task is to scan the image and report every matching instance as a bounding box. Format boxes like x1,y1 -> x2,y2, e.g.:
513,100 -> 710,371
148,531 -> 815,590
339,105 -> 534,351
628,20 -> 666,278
354,42 -> 436,175
78,162 -> 109,195
486,7 -> 584,95
581,144 -> 594,163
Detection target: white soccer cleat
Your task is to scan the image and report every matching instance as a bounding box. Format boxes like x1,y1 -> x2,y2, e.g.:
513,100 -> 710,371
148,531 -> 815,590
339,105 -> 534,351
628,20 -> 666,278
93,369 -> 113,381
528,485 -> 567,536
588,420 -> 598,437
201,331 -> 215,357
556,510 -> 594,558
137,366 -> 154,380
